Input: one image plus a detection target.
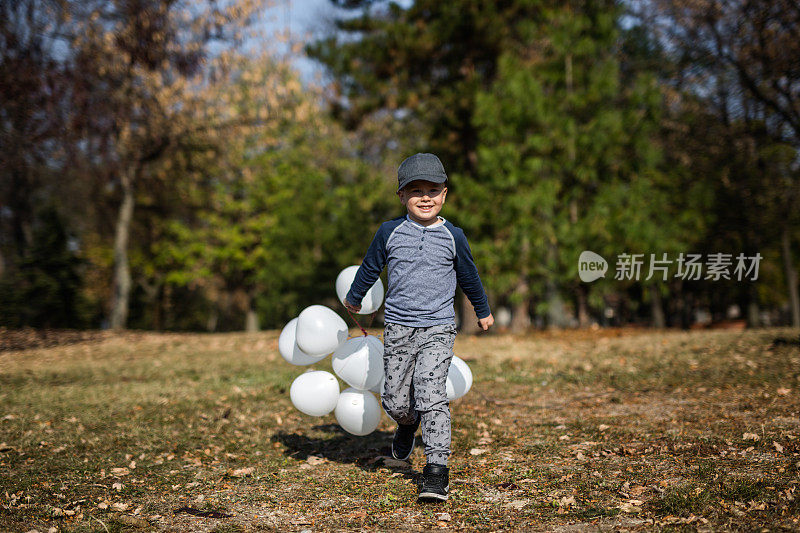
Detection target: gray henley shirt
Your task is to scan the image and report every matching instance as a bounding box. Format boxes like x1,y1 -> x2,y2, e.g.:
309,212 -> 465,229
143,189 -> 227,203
345,214 -> 491,327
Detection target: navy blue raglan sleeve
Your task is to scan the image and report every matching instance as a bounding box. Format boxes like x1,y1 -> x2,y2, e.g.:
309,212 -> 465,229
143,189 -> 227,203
452,227 -> 491,319
345,223 -> 390,307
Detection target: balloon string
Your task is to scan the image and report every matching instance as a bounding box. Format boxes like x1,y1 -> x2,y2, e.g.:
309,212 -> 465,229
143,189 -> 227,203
344,305 -> 368,337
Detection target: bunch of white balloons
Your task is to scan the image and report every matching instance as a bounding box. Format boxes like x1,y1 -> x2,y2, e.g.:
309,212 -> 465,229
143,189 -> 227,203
279,265 -> 474,436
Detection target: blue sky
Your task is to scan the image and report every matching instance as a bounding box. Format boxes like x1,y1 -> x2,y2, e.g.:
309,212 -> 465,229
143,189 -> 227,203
257,0 -> 413,85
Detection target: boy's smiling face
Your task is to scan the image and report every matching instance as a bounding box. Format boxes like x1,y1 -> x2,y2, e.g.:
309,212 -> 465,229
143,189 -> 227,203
398,179 -> 447,226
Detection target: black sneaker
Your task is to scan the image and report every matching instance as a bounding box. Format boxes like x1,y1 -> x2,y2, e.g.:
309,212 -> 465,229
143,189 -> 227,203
418,463 -> 449,501
391,415 -> 420,461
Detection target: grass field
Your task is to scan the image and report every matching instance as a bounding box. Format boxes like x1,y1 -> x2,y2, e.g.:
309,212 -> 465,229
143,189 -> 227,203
1,327 -> 799,532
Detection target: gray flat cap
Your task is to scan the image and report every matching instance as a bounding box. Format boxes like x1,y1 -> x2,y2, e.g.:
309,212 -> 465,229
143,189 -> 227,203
397,153 -> 448,192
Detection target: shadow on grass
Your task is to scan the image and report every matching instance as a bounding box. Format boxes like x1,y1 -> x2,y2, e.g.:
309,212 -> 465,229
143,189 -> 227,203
770,335 -> 800,347
270,423 -> 420,481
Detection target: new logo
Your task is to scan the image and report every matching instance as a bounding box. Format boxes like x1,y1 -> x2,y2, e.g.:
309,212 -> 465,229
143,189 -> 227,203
578,250 -> 608,282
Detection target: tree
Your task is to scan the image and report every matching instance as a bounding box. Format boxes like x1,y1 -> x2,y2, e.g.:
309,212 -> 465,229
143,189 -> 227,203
463,1 -> 702,330
69,0 -> 264,329
647,0 -> 800,325
159,54 -> 396,331
0,1 -> 75,274
308,0 -> 556,330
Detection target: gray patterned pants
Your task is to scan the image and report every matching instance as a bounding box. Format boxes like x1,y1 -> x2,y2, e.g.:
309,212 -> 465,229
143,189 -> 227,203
381,322 -> 457,466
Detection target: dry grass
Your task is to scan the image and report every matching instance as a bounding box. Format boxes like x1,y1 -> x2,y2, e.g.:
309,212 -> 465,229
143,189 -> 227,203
1,327 -> 799,531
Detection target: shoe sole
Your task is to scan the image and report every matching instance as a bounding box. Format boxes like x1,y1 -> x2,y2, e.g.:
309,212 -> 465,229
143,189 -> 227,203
418,490 -> 449,501
391,436 -> 415,461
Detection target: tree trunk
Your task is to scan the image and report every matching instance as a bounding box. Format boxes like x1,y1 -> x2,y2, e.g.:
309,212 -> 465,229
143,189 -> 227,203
245,289 -> 259,332
576,284 -> 590,327
545,279 -> 569,328
510,289 -> 531,333
650,285 -> 665,328
207,307 -> 219,332
459,291 -> 481,334
510,235 -> 531,333
781,225 -> 800,327
545,241 -> 569,328
746,283 -> 760,328
109,168 -> 135,330
510,297 -> 531,333
140,278 -> 161,330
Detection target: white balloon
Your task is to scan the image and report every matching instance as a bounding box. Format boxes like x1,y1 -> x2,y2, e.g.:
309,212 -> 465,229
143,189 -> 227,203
446,355 -> 473,400
335,388 -> 382,436
369,374 -> 385,395
332,335 -> 384,390
336,265 -> 385,315
295,305 -> 349,357
290,370 -> 340,417
279,318 -> 327,366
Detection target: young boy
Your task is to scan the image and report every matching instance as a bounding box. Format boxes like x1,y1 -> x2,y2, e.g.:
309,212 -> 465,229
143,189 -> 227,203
344,152 -> 494,502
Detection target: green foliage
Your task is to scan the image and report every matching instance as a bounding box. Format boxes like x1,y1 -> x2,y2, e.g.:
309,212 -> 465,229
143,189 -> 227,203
460,2 -> 704,321
0,206 -> 94,328
306,0 -> 530,175
154,56 -> 397,329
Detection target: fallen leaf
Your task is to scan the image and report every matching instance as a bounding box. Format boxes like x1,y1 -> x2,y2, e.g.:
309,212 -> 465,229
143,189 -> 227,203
111,467 -> 129,476
231,467 -> 254,477
630,485 -> 647,496
112,502 -> 129,512
115,515 -> 149,528
112,482 -> 123,492
559,495 -> 576,507
436,512 -> 451,521
306,455 -> 326,465
598,424 -> 610,431
777,388 -> 791,396
469,448 -> 487,455
773,441 -> 784,453
619,501 -> 642,513
742,432 -> 760,441
505,499 -> 530,510
379,457 -> 410,468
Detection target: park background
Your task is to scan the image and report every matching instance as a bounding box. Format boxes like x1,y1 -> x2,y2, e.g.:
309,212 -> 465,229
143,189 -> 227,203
2,2 -> 800,531
2,0 -> 799,335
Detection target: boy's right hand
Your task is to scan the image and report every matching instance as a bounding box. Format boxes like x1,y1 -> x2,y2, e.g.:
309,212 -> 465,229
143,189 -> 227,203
343,298 -> 361,313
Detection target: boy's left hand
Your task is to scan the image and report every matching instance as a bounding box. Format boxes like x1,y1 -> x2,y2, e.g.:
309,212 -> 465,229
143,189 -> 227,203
478,313 -> 494,331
